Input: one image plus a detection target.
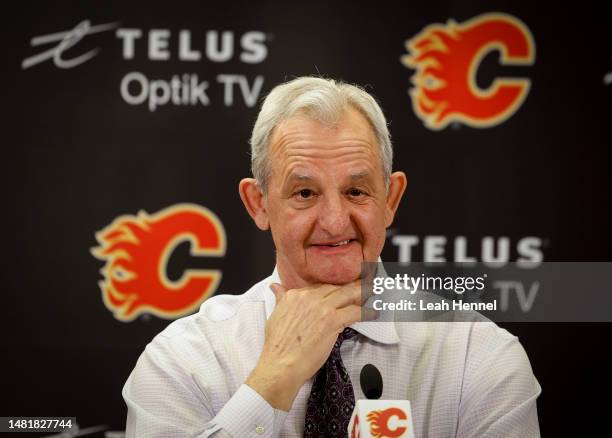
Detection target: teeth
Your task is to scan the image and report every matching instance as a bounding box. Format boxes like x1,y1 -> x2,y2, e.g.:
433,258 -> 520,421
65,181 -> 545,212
331,240 -> 350,247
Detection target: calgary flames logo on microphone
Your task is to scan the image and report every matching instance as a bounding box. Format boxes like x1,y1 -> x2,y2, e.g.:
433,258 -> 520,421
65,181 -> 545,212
366,407 -> 408,438
91,203 -> 226,322
401,12 -> 535,130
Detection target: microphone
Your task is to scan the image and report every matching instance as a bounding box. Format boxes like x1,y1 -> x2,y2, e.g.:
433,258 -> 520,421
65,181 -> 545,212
360,364 -> 383,399
349,364 -> 415,437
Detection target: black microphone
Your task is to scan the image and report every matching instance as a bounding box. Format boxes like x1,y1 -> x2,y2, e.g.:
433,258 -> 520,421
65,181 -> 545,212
359,363 -> 383,399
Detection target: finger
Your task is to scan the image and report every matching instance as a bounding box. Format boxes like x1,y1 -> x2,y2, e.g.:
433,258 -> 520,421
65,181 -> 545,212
326,286 -> 360,309
333,303 -> 380,329
312,282 -> 343,298
322,280 -> 360,299
269,283 -> 288,303
334,304 -> 364,330
325,282 -> 365,309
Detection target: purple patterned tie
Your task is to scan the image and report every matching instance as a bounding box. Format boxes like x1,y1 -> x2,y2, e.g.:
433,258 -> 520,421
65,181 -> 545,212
304,327 -> 359,437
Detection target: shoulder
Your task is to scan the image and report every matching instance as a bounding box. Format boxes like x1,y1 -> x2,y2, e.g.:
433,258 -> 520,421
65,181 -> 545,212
393,320 -> 534,382
456,322 -> 532,379
404,322 -> 540,405
461,322 -> 538,392
138,276 -> 271,366
158,276 -> 269,338
124,276 -> 272,397
450,325 -> 541,435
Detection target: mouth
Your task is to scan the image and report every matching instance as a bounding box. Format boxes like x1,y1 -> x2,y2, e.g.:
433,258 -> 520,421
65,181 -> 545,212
311,239 -> 357,248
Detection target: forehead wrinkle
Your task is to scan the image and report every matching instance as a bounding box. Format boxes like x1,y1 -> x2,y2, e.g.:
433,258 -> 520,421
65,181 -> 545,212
282,153 -> 375,172
269,114 -> 383,187
283,143 -> 377,162
273,141 -> 379,184
269,113 -> 380,164
279,158 -> 377,189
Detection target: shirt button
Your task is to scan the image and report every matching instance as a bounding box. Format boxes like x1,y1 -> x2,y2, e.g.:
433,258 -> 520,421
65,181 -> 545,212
255,425 -> 265,434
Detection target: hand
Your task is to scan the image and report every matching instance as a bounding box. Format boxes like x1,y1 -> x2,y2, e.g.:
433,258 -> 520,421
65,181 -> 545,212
245,281 -> 376,411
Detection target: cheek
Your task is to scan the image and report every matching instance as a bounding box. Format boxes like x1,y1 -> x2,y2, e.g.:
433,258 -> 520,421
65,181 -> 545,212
355,208 -> 387,249
270,208 -> 315,251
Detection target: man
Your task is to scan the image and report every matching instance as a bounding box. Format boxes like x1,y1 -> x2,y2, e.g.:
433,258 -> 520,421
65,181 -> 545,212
123,77 -> 541,437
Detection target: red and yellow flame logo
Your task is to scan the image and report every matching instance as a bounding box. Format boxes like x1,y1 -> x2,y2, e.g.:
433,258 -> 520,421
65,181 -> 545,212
401,12 -> 535,130
91,203 -> 226,322
366,407 -> 408,438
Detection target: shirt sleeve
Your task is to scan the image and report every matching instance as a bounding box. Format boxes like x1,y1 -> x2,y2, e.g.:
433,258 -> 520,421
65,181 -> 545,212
123,335 -> 288,437
456,324 -> 542,438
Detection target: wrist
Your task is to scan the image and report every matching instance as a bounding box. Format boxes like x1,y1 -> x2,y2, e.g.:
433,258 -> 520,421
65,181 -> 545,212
246,361 -> 304,411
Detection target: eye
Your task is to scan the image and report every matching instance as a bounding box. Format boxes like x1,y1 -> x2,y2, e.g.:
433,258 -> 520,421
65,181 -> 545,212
298,189 -> 314,199
348,188 -> 365,197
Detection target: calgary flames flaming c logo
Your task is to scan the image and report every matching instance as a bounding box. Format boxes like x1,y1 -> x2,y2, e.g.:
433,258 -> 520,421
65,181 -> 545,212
366,408 -> 408,438
91,203 -> 226,322
401,12 -> 535,130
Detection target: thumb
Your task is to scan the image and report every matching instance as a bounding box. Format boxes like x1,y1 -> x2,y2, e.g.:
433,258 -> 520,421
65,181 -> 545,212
269,282 -> 288,303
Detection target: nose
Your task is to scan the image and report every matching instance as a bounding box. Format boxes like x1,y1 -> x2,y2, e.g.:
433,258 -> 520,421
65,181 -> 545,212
317,192 -> 350,236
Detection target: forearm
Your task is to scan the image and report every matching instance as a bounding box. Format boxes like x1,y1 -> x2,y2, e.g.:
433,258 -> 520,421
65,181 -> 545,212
125,382 -> 289,438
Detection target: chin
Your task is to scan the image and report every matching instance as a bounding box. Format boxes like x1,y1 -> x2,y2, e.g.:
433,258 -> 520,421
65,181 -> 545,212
310,265 -> 361,285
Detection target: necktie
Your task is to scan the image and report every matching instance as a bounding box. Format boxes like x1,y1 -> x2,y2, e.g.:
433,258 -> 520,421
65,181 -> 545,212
304,327 -> 359,437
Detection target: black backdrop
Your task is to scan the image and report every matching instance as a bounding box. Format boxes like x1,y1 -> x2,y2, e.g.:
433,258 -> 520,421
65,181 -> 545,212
4,1 -> 612,436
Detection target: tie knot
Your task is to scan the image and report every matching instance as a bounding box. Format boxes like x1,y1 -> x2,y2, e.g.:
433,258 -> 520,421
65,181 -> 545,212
334,327 -> 359,350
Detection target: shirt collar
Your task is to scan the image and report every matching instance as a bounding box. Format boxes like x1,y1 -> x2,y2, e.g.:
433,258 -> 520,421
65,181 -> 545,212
262,265 -> 400,345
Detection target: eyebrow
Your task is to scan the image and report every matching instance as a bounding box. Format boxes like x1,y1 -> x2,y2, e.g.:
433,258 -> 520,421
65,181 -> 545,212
287,173 -> 314,183
349,170 -> 371,181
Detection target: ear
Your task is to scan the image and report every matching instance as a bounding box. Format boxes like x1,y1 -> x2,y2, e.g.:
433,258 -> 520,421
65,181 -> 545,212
384,171 -> 407,228
239,178 -> 270,230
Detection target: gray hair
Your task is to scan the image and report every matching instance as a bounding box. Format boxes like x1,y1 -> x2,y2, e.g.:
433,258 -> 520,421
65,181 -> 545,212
249,76 -> 393,193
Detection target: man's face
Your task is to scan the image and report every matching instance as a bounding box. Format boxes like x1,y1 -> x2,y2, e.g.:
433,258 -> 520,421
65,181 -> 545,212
263,107 -> 395,287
